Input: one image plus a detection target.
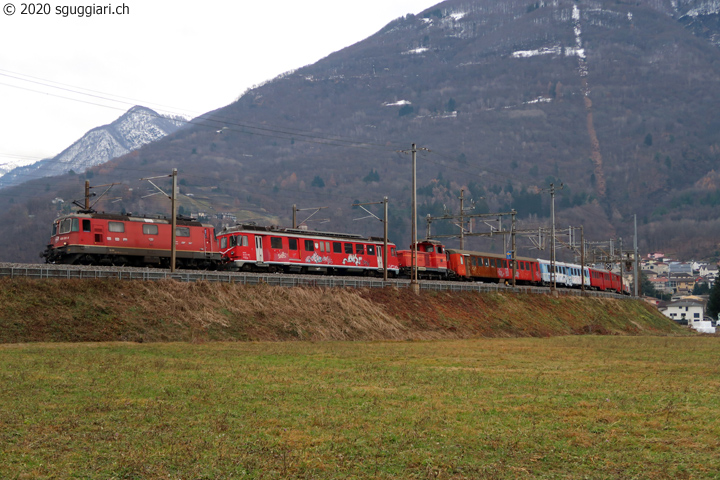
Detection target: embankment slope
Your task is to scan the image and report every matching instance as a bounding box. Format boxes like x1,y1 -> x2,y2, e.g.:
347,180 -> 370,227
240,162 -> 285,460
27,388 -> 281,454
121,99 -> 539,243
0,278 -> 682,343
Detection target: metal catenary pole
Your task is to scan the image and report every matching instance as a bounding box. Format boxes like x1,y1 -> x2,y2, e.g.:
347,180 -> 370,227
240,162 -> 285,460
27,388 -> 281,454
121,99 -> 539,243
171,168 -> 177,273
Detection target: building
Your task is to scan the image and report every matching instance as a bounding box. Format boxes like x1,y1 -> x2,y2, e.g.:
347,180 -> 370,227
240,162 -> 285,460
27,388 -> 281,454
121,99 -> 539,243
659,300 -> 704,326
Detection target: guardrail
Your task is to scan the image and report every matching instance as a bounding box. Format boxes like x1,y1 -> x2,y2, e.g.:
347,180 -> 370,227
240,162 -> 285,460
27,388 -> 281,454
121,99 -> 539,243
0,265 -> 631,299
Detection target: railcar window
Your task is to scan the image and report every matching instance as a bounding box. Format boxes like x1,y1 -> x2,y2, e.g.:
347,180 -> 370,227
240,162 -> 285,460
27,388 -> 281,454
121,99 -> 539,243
108,222 -> 125,233
220,237 -> 227,249
484,258 -> 490,267
356,244 -> 365,255
490,258 -> 496,268
367,245 -> 375,255
319,241 -> 324,252
143,224 -> 159,235
289,238 -> 298,250
344,243 -> 353,254
229,236 -> 237,247
242,235 -> 249,247
176,227 -> 190,237
82,220 -> 91,232
325,242 -> 330,252
304,240 -> 314,251
333,242 -> 341,253
271,237 -> 283,249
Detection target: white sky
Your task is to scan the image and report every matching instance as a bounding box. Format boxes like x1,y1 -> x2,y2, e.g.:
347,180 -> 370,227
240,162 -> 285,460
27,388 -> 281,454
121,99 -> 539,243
0,0 -> 440,168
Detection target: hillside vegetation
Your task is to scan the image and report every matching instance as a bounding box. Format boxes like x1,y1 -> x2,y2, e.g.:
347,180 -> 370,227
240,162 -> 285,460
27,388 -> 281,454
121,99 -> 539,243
0,278 -> 682,343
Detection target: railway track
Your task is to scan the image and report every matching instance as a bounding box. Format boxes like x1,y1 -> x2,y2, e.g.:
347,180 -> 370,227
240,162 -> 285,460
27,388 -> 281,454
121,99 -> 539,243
0,262 -> 631,300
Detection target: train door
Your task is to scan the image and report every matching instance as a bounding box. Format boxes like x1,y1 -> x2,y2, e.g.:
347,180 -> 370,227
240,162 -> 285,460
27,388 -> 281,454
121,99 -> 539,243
255,235 -> 264,262
376,244 -> 383,269
94,224 -> 104,245
204,228 -> 214,254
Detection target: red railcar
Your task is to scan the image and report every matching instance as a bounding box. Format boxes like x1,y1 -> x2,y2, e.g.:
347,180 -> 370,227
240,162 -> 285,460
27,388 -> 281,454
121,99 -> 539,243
42,212 -> 222,268
446,249 -> 542,285
396,240 -> 448,279
587,267 -> 624,293
217,224 -> 399,276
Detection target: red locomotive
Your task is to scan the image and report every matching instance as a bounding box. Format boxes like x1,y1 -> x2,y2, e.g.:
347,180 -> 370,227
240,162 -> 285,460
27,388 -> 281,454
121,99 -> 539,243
217,224 -> 400,276
42,212 -> 223,269
396,240 -> 448,279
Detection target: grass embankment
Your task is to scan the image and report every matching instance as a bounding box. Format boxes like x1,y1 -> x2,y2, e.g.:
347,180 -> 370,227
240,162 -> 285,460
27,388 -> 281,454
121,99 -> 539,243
0,278 -> 681,343
1,338 -> 719,479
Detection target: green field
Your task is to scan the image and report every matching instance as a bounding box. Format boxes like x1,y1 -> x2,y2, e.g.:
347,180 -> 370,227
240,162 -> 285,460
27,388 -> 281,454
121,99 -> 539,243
1,337 -> 718,479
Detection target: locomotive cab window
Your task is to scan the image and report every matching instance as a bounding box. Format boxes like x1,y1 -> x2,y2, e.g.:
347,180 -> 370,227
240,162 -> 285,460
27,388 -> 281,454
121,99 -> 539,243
289,238 -> 298,250
176,227 -> 190,237
391,247 -> 396,256
82,219 -> 91,232
108,222 -> 125,233
271,237 -> 283,249
142,224 -> 159,235
220,237 -> 227,249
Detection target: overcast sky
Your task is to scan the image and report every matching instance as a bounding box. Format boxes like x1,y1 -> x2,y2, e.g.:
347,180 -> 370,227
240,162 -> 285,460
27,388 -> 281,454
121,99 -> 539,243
0,0 -> 440,168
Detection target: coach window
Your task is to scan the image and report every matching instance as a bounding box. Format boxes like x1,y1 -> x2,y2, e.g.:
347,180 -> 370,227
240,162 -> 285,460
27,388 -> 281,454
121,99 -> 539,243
367,245 -> 375,255
108,222 -> 125,233
484,258 -> 490,267
288,238 -> 298,250
344,243 -> 353,254
333,242 -> 341,253
356,244 -> 365,255
325,241 -> 330,252
489,258 -> 495,268
304,240 -> 314,251
319,241 -> 324,252
143,224 -> 159,235
176,227 -> 190,237
271,237 -> 283,249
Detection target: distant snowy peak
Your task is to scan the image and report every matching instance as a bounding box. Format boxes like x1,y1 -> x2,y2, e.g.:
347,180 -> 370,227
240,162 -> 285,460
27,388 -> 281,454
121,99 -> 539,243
0,106 -> 187,189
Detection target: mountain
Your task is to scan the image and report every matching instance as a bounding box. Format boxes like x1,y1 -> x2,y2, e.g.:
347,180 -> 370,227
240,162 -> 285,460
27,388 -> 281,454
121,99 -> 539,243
0,106 -> 186,189
3,0 -> 720,263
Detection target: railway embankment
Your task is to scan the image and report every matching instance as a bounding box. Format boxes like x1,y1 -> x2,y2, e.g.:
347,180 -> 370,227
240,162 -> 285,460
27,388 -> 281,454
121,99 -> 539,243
0,277 -> 684,343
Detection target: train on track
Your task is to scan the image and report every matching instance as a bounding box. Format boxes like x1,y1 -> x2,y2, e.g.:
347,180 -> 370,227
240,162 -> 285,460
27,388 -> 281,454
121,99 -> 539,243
42,211 -> 629,294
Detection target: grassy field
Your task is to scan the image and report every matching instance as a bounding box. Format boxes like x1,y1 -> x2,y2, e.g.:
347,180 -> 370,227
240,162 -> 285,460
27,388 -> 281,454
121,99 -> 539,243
1,337 -> 718,479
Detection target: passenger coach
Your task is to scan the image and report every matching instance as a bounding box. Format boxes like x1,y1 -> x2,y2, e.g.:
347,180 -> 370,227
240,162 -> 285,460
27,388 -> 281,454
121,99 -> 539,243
218,224 -> 399,276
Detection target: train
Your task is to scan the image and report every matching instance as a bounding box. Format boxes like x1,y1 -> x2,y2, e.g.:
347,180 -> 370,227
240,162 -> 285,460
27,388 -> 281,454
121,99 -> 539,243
42,211 -> 628,294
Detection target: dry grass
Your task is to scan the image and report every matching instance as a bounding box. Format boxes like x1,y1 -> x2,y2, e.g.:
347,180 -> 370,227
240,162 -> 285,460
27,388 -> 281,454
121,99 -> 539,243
0,278 -> 686,344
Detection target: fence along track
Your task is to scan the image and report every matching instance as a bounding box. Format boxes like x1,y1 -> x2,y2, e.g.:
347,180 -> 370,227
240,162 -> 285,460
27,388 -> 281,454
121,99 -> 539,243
0,264 -> 631,300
